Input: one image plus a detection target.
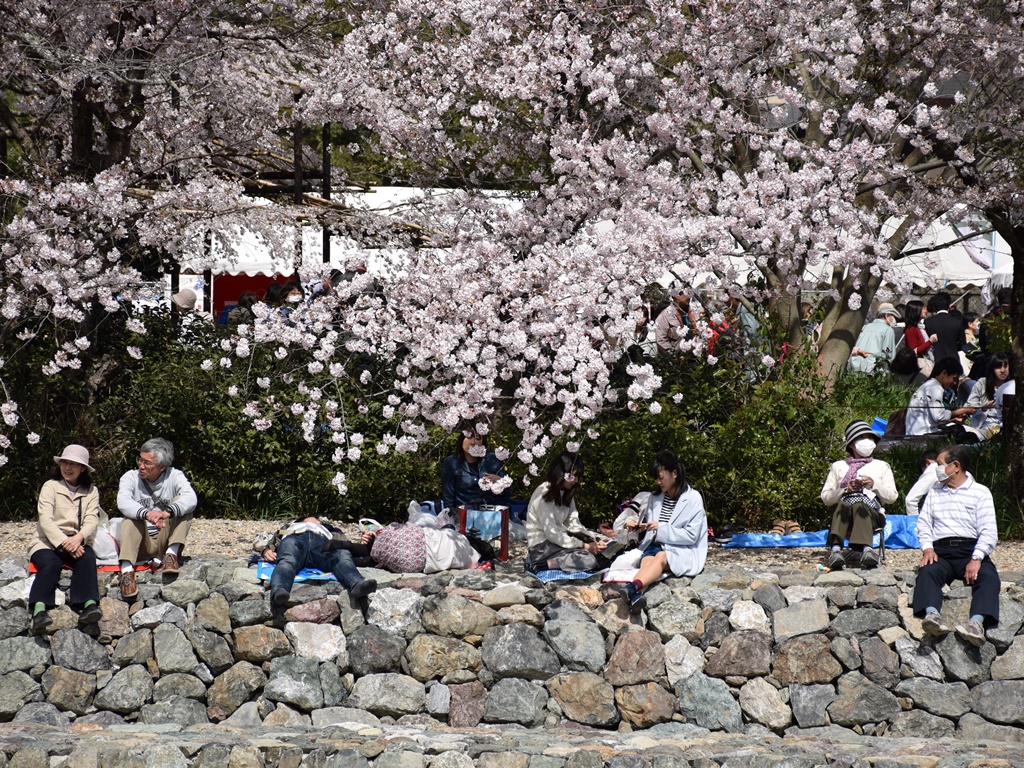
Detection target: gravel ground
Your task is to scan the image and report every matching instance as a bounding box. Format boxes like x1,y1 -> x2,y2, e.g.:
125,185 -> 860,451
5,517 -> 1024,574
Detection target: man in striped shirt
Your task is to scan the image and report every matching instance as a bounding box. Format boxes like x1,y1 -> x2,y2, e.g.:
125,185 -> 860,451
912,444 -> 999,647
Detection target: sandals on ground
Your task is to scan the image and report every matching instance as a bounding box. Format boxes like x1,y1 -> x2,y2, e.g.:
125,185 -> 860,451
769,519 -> 803,536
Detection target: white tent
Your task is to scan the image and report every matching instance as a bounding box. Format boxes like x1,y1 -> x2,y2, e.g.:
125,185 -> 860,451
888,218 -> 1011,291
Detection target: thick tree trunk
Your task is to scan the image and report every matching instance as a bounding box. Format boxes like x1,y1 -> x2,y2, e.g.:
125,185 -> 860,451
987,211 -> 1024,513
816,268 -> 882,379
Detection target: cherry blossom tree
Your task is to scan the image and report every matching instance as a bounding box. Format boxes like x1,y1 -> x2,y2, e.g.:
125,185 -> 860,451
3,0 -> 1024,498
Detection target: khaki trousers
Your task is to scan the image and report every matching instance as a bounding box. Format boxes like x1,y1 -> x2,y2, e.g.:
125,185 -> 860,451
827,501 -> 884,550
118,515 -> 193,563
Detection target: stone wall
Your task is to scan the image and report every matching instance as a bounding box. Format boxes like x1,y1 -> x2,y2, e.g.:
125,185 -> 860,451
2,556 -> 1024,754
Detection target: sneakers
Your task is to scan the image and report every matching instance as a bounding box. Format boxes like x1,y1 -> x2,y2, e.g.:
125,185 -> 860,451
271,588 -> 290,609
31,611 -> 53,634
955,619 -> 986,647
79,603 -> 103,625
826,549 -> 846,571
860,548 -> 879,570
921,612 -> 950,637
350,579 -> 378,600
119,570 -> 138,599
161,552 -> 180,575
619,582 -> 647,615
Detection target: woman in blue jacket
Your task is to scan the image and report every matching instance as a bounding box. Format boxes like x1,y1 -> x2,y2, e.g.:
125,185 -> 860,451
619,450 -> 708,614
440,428 -> 511,512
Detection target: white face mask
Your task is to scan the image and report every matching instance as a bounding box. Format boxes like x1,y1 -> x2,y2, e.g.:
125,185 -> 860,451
934,463 -> 952,484
852,438 -> 876,457
287,294 -> 302,303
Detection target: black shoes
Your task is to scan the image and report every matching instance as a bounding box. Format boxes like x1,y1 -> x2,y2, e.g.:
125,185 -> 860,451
350,579 -> 377,600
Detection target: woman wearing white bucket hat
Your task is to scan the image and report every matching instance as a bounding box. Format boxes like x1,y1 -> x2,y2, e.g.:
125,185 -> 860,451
28,444 -> 102,633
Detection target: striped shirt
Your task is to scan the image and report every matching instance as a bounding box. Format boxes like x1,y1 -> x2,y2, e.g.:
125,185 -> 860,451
659,494 -> 679,523
917,473 -> 997,560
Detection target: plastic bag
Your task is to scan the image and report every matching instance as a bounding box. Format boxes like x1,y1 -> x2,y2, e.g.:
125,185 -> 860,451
408,500 -> 445,529
359,517 -> 383,533
92,512 -> 121,562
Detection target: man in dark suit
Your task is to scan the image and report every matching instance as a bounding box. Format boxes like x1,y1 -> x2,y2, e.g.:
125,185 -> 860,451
924,291 -> 965,365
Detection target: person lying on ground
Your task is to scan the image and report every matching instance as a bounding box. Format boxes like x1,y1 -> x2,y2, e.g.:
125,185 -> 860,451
361,522 -> 484,573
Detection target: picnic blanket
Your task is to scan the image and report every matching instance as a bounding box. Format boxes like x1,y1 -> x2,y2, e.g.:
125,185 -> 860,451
532,568 -> 604,583
256,561 -> 336,583
721,515 -> 920,549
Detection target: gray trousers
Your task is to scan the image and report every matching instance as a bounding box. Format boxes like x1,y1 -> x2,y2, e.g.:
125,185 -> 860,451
528,541 -> 599,573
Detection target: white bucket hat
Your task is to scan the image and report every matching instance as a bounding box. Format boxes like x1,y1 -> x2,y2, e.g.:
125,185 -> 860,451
53,444 -> 94,472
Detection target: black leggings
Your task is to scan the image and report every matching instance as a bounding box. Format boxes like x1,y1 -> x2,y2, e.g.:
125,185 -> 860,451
29,546 -> 100,610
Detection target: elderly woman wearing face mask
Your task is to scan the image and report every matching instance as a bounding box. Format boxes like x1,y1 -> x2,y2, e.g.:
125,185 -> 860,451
820,421 -> 898,571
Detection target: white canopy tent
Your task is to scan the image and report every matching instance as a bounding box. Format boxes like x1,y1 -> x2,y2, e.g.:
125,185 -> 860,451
886,217 -> 1011,291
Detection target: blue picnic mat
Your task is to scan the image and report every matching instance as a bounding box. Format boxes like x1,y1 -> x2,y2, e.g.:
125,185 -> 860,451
256,561 -> 336,582
532,568 -> 606,583
721,515 -> 919,550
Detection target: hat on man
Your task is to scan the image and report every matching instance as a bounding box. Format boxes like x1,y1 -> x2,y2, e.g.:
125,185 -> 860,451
53,444 -> 94,472
171,289 -> 198,311
876,302 -> 899,318
844,420 -> 880,448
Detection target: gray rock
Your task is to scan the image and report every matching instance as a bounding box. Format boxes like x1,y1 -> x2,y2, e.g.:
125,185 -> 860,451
827,672 -> 900,726
219,701 -> 263,727
427,683 -> 450,715
827,586 -> 857,610
675,672 -> 742,732
700,611 -> 730,650
830,636 -> 861,670
958,712 -> 1024,743
543,619 -> 606,674
773,634 -> 842,684
697,587 -> 742,613
481,623 -> 561,681
646,600 -> 701,641
0,670 -> 40,718
12,701 -> 70,729
992,635 -> 1024,680
337,592 -> 368,634
856,585 -> 900,610
367,588 -> 424,639
94,664 -> 154,713
771,599 -> 829,642
264,655 -> 324,711
216,580 -> 264,603
830,608 -> 899,637
859,636 -> 899,688
543,598 -> 593,624
49,628 -> 110,673
113,628 -> 154,667
970,680 -> 1024,724
348,672 -> 425,716
0,636 -> 51,673
263,702 -> 310,726
140,694 -> 210,726
160,578 -> 210,606
207,661 -> 267,715
614,682 -> 678,729
814,571 -> 864,587
482,584 -> 526,609
935,631 -> 996,685
729,600 -> 770,632
348,624 -> 407,676
184,621 -> 233,674
42,666 -> 96,714
131,602 -> 187,630
153,623 -> 199,674
894,678 -> 971,718
590,599 -> 643,636
153,673 -> 207,702
546,671 -> 618,727
405,634 -> 481,681
375,748 -> 426,768
195,592 -> 233,634
752,582 -> 787,616
704,630 -> 771,678
664,635 -> 704,687
789,684 -> 836,728
0,606 -> 29,640
738,677 -> 791,730
228,597 -> 272,627
887,709 -> 955,738
893,635 -> 944,680
320,662 -> 346,708
483,677 -> 547,726
421,593 -> 497,637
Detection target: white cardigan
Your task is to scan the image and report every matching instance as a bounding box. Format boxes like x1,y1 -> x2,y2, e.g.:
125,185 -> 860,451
820,458 -> 898,507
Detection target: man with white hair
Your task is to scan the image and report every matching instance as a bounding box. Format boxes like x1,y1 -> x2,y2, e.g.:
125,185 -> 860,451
116,438 -> 197,599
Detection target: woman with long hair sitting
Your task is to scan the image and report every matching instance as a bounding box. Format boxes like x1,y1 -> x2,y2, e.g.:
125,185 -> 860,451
619,450 -> 708,614
526,452 -> 605,573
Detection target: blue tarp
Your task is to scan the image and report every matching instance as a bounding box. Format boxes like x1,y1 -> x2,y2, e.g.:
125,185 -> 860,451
256,561 -> 336,582
721,515 -> 920,550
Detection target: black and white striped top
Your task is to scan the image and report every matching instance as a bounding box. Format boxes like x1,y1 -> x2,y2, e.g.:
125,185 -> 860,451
659,494 -> 679,523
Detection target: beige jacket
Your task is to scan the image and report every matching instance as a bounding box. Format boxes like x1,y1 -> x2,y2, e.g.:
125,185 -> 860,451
29,480 -> 101,557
